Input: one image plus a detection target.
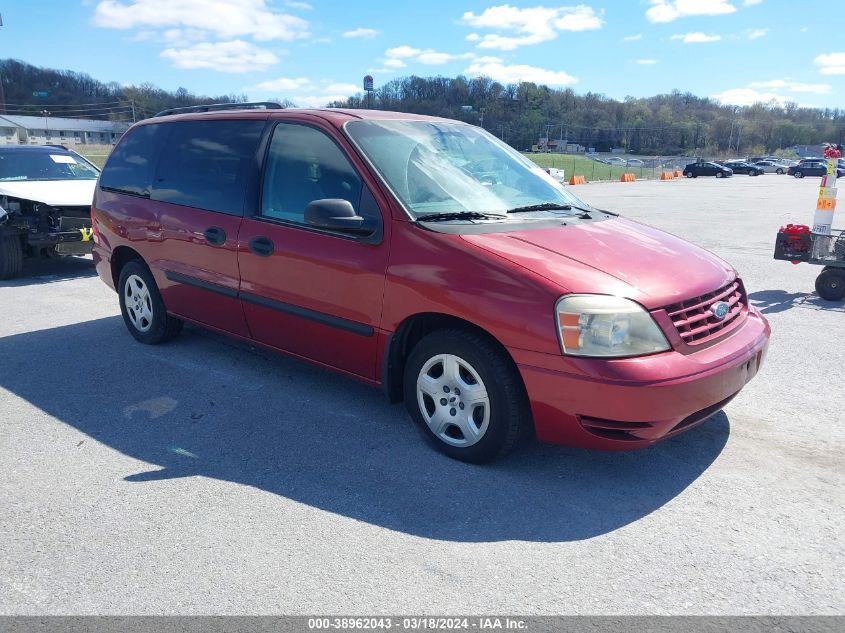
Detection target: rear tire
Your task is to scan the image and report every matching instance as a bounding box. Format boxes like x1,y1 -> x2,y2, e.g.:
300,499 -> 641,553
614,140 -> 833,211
815,268 -> 845,301
0,234 -> 24,280
118,259 -> 183,344
403,329 -> 530,463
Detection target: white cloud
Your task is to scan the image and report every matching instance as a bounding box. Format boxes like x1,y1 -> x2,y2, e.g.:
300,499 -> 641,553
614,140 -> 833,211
292,95 -> 349,107
161,39 -> 279,73
93,0 -> 309,41
646,0 -> 736,23
460,4 -> 602,51
416,50 -> 474,64
249,76 -> 313,91
383,46 -> 473,67
285,1 -> 312,8
746,28 -> 768,39
743,0 -> 762,5
343,27 -> 379,39
464,58 -> 577,86
634,59 -> 658,65
622,34 -> 643,41
815,52 -> 845,75
385,45 -> 422,58
322,82 -> 360,94
163,27 -> 208,43
466,33 -> 480,41
246,77 -> 360,107
671,32 -> 721,43
711,88 -> 789,106
749,79 -> 831,93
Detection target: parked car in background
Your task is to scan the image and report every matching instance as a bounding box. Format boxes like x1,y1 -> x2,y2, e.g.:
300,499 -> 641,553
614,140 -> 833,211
788,161 -> 845,178
723,160 -> 764,176
751,160 -> 786,174
91,105 -> 770,462
0,145 -> 99,279
625,158 -> 644,167
683,161 -> 733,178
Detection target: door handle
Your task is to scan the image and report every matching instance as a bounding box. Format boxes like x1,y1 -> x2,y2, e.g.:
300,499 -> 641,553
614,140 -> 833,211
203,226 -> 227,246
249,236 -> 274,257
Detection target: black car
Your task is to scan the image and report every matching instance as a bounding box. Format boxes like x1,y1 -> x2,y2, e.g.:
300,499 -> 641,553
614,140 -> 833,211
682,161 -> 733,178
788,161 -> 845,178
723,160 -> 764,176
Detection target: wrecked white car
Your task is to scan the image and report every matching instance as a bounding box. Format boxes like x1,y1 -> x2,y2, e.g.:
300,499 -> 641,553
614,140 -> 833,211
0,145 -> 98,279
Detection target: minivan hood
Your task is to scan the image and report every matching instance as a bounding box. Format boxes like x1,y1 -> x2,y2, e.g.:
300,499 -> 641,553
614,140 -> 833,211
461,217 -> 735,308
0,180 -> 97,207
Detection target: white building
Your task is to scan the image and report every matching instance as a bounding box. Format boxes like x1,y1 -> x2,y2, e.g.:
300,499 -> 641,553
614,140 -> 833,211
0,115 -> 131,146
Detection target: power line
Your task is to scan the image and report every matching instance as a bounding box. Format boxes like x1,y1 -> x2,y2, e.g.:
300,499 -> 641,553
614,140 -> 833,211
2,100 -> 126,108
2,106 -> 135,116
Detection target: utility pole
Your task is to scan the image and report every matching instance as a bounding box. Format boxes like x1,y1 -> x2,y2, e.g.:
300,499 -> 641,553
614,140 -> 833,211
41,110 -> 50,140
479,108 -> 485,129
0,14 -> 6,115
131,99 -> 136,123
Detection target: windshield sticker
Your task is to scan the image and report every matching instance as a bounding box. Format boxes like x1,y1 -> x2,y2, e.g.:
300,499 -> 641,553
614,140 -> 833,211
50,155 -> 77,164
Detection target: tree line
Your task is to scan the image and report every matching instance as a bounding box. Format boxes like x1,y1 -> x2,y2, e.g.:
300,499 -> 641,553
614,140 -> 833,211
2,58 -> 842,156
329,75 -> 845,157
0,58 -> 246,121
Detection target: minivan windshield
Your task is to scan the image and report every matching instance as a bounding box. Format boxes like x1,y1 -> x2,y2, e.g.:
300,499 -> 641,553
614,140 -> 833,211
345,120 -> 587,218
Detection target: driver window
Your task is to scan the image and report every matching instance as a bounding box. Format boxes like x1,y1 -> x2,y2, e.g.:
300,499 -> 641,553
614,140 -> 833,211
261,123 -> 363,224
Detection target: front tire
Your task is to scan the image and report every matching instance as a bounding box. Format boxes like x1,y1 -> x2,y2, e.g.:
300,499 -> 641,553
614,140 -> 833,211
684,171 -> 693,178
776,168 -> 784,175
0,234 -> 24,280
715,172 -> 724,178
816,268 -> 845,301
118,259 -> 183,344
403,329 -> 530,463
794,171 -> 804,178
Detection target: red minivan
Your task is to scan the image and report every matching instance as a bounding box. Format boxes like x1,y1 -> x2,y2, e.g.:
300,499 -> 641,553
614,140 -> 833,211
92,105 -> 770,462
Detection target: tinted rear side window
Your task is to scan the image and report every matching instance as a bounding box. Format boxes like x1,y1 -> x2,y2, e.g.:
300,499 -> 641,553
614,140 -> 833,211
152,120 -> 264,215
99,124 -> 165,197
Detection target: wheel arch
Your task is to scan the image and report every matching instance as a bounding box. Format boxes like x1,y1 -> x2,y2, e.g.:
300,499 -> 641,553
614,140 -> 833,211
381,312 -> 525,405
110,245 -> 145,288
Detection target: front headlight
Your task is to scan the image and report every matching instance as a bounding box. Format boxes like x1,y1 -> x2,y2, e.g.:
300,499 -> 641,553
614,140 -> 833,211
555,295 -> 670,358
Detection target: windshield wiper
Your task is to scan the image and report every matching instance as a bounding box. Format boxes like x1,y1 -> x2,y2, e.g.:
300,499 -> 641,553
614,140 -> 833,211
417,211 -> 506,222
506,202 -> 594,217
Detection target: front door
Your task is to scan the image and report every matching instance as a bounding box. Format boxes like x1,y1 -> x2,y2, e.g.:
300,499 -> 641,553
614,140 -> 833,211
238,121 -> 389,380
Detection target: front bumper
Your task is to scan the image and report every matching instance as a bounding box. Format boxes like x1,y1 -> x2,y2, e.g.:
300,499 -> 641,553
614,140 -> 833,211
512,308 -> 770,450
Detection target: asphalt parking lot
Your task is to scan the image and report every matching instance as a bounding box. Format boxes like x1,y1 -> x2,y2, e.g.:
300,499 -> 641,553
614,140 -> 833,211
1,175 -> 842,615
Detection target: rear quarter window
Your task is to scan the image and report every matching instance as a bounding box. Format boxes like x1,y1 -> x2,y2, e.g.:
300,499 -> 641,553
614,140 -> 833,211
99,124 -> 166,197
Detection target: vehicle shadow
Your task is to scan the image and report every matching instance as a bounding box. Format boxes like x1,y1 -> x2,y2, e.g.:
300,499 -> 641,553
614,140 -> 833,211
0,255 -> 96,287
0,317 -> 730,543
747,289 -> 845,314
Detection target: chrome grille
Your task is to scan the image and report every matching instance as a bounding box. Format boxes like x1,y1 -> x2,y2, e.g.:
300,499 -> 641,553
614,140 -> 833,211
664,280 -> 746,345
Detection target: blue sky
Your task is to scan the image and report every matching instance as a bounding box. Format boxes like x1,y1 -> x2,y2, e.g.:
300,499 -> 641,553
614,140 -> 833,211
1,0 -> 844,109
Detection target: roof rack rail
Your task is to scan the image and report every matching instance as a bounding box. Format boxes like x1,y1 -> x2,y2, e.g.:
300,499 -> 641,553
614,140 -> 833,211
153,101 -> 284,118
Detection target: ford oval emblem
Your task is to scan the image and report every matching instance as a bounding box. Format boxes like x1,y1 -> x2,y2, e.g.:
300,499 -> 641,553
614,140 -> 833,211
710,301 -> 730,320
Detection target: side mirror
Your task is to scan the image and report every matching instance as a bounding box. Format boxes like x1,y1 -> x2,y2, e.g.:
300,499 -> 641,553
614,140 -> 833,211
304,199 -> 369,235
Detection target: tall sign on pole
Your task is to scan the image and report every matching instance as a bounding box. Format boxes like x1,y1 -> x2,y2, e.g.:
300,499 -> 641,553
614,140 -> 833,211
363,75 -> 374,109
